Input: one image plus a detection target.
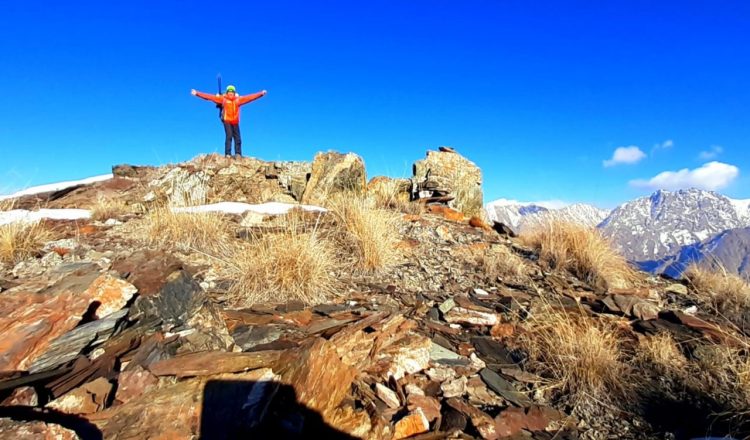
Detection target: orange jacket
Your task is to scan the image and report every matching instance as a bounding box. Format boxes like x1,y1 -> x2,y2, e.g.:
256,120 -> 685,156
194,90 -> 265,124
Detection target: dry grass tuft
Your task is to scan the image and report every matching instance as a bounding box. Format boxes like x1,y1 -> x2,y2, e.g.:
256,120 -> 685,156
478,245 -> 530,283
0,198 -> 14,212
0,220 -> 54,265
142,207 -> 231,253
328,195 -> 400,273
636,332 -> 688,378
368,178 -> 423,214
684,265 -> 750,327
692,343 -> 750,414
90,195 -> 130,221
521,305 -> 633,410
521,221 -> 636,290
227,215 -> 339,306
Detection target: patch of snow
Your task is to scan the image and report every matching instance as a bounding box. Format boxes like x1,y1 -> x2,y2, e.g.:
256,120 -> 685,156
171,202 -> 327,216
0,209 -> 91,226
0,174 -> 113,200
729,198 -> 750,223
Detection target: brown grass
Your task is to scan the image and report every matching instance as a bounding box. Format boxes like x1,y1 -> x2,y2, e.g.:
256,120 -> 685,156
0,198 -> 14,212
141,207 -> 232,253
636,332 -> 688,378
478,245 -> 529,283
684,265 -> 750,327
227,214 -> 340,306
90,195 -> 130,221
328,195 -> 400,273
520,221 -> 636,290
0,220 -> 54,265
520,305 -> 633,411
691,343 -> 750,415
368,178 -> 423,215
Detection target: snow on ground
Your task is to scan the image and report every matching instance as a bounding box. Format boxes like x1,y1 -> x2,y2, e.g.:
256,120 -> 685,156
0,202 -> 324,227
171,202 -> 327,215
0,209 -> 91,226
0,174 -> 113,200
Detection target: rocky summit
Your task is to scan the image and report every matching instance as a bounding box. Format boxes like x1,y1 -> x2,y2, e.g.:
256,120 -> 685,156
0,149 -> 749,440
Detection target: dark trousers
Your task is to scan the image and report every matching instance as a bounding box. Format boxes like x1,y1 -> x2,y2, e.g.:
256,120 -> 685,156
223,122 -> 242,155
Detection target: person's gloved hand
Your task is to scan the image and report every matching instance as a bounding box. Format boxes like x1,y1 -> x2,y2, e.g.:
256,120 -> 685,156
190,89 -> 197,96
262,90 -> 268,96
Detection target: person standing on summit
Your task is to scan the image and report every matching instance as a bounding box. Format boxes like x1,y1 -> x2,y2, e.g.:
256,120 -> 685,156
191,85 -> 267,158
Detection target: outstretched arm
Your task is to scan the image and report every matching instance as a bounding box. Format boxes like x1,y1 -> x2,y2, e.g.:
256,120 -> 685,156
192,89 -> 223,104
238,90 -> 267,105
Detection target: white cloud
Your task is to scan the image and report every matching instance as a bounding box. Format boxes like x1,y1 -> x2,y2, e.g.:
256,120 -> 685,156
629,161 -> 739,191
654,139 -> 674,150
699,145 -> 723,160
603,146 -> 647,167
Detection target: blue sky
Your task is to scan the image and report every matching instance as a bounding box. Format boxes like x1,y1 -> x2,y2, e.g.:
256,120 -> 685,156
0,1 -> 748,208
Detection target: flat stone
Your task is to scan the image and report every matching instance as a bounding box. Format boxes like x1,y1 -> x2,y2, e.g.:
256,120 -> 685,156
129,269 -> 206,330
441,375 -> 468,398
232,325 -> 283,351
149,350 -> 281,378
112,250 -> 183,296
375,383 -> 400,409
632,301 -> 660,320
406,394 -> 441,422
370,333 -> 431,380
467,376 -> 503,406
1,386 -> 38,406
393,408 -> 430,439
84,274 -> 137,319
430,341 -> 467,366
0,266 -> 118,372
446,397 -> 498,439
279,337 -> 357,419
29,308 -> 129,373
116,366 -> 159,404
495,405 -> 562,436
444,307 -> 498,326
479,368 -> 532,407
0,419 -> 79,440
665,283 -> 688,295
47,377 -> 113,414
425,366 -> 456,382
438,298 -> 456,315
471,337 -> 517,368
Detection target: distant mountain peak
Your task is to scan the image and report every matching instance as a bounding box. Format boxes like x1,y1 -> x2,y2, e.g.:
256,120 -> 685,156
485,199 -> 608,232
600,188 -> 750,262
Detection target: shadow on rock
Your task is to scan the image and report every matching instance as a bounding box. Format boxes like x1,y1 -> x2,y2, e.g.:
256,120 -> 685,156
0,406 -> 103,440
200,379 -> 359,440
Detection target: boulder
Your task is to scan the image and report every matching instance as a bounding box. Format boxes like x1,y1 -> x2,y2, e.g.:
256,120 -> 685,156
413,148 -> 484,218
302,152 -> 367,205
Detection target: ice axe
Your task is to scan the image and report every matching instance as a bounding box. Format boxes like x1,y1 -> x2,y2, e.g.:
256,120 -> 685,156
216,73 -> 223,120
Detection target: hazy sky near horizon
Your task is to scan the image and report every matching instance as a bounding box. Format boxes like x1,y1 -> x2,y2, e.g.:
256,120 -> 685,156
1,1 -> 748,208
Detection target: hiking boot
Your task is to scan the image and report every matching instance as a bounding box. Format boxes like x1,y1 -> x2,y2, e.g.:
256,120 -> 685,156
234,153 -> 242,159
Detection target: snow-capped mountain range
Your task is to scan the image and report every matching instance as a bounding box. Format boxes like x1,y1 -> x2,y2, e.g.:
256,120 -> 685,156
485,200 -> 609,232
652,226 -> 750,281
485,189 -> 750,273
599,189 -> 750,262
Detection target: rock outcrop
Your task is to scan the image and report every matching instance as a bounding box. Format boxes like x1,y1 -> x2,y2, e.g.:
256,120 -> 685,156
413,148 -> 484,218
302,152 -> 367,205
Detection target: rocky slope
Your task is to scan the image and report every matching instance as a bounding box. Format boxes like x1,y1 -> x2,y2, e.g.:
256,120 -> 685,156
0,152 -> 748,439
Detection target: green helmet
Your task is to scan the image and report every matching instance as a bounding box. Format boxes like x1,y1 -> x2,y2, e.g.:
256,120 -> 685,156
226,85 -> 236,93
